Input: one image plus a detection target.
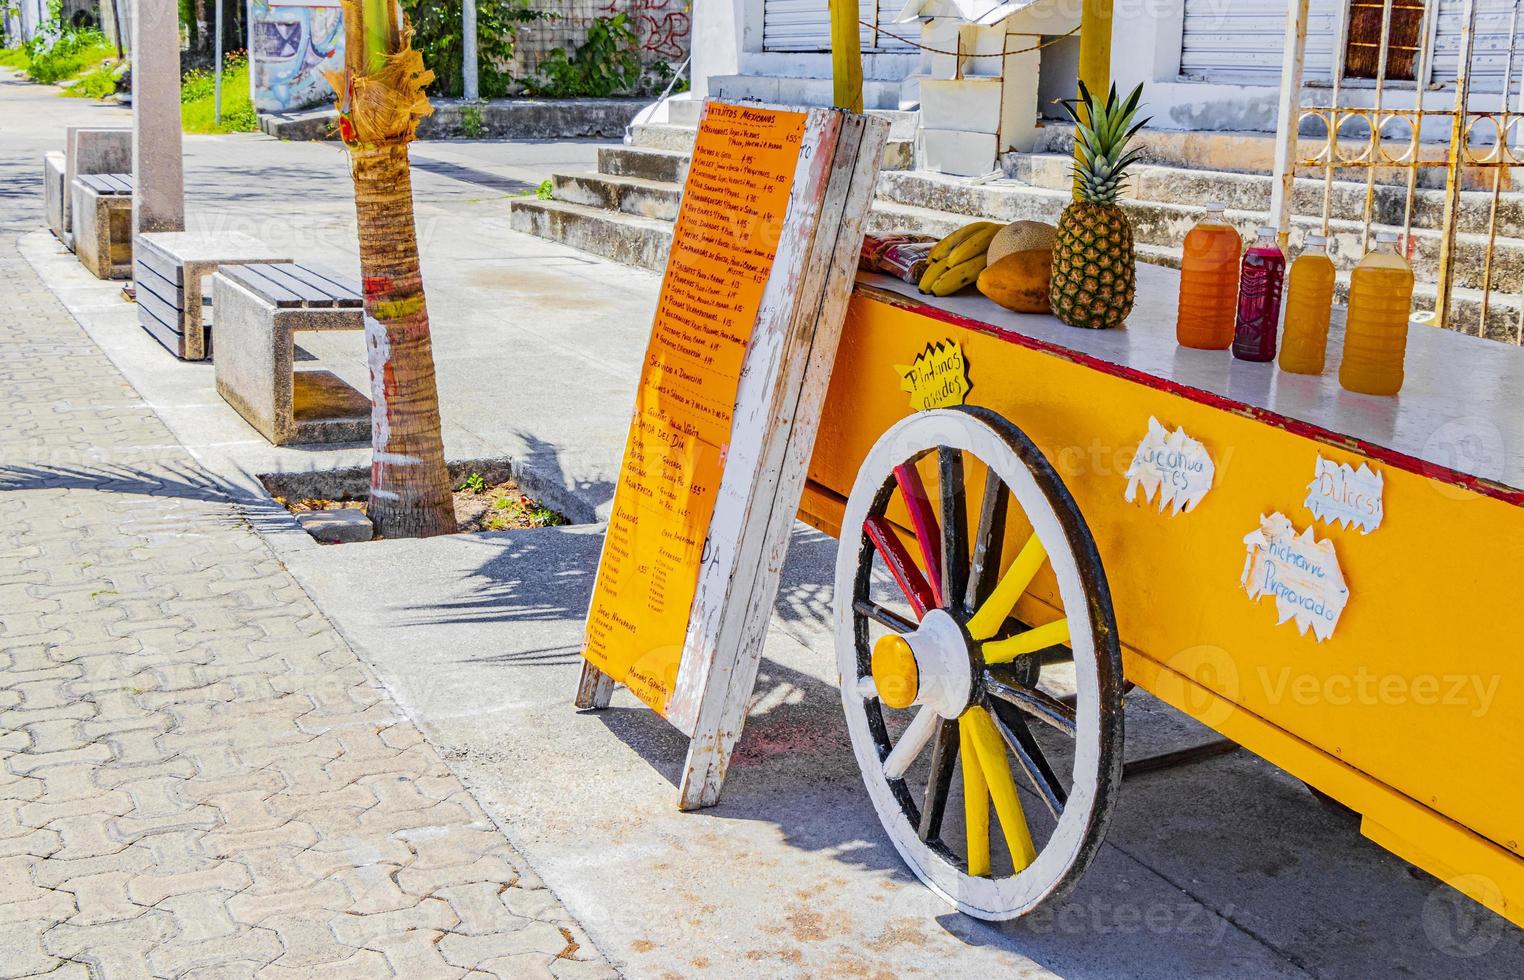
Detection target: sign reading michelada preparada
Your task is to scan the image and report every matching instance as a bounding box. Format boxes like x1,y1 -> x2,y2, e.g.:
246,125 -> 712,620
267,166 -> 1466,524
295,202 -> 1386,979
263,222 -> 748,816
581,104 -> 809,714
578,101 -> 888,812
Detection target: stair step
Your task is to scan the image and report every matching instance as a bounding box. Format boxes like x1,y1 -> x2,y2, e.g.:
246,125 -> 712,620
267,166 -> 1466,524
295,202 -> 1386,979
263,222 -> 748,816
598,145 -> 689,185
627,123 -> 916,170
1012,153 -> 1524,238
508,199 -> 672,272
553,172 -> 683,222
709,73 -> 909,110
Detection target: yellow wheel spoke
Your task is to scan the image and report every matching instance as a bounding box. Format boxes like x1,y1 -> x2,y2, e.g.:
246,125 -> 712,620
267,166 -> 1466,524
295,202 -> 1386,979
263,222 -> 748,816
965,533 -> 1046,641
959,716 -> 991,878
982,618 -> 1071,665
966,706 -> 1038,872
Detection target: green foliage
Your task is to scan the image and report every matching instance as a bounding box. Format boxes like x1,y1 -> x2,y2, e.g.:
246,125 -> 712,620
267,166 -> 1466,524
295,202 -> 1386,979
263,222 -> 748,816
62,60 -> 121,99
403,0 -> 549,99
526,14 -> 641,98
458,472 -> 488,493
460,102 -> 484,138
180,51 -> 258,134
0,47 -> 28,70
536,178 -> 552,200
22,27 -> 115,85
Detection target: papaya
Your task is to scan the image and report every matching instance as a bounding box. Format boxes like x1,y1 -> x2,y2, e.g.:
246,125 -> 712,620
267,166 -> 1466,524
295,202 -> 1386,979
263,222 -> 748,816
977,248 -> 1053,314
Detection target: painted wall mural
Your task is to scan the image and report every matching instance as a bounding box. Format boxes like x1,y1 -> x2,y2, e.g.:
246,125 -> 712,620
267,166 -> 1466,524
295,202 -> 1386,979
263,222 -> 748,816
250,0 -> 345,113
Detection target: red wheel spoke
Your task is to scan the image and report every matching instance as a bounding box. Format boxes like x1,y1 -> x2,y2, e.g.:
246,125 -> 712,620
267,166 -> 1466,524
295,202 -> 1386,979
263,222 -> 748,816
864,515 -> 935,618
894,462 -> 944,607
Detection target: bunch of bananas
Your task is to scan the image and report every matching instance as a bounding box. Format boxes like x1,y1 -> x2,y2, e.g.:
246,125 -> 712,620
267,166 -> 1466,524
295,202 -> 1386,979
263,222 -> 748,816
917,221 -> 1000,297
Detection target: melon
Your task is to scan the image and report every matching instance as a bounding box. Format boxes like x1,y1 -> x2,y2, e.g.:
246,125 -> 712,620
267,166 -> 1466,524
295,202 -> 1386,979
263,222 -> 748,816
977,248 -> 1053,314
986,220 -> 1059,266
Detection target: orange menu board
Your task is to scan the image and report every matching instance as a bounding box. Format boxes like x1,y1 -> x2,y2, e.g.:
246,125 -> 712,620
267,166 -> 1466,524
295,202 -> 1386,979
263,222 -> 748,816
583,104 -> 810,715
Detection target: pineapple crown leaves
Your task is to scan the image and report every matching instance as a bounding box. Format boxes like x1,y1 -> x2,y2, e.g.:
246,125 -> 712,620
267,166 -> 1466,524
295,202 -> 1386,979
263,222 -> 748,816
1058,81 -> 1151,204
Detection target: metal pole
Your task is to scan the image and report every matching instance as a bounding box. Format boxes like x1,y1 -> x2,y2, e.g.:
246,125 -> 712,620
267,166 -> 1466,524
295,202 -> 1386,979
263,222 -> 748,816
1075,0 -> 1113,200
463,0 -> 479,101
1322,0 -> 1354,235
829,0 -> 863,113
1271,0 -> 1312,251
214,0 -> 223,125
1435,0 -> 1478,330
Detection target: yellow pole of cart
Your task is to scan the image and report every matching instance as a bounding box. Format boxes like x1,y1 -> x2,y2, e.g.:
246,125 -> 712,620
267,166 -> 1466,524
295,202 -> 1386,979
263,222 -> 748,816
1074,0 -> 1114,198
830,0 -> 865,114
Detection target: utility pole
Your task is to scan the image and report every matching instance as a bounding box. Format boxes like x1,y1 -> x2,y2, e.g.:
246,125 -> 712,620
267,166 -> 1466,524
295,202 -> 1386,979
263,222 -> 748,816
214,0 -> 223,124
462,0 -> 479,100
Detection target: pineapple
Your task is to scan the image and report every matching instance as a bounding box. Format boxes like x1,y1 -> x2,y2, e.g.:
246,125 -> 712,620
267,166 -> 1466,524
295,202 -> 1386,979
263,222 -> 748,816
1050,82 -> 1149,329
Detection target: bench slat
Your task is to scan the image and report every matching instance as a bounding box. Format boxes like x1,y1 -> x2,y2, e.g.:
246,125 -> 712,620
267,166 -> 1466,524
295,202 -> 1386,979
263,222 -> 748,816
136,282 -> 183,340
134,240 -> 183,285
250,263 -> 338,307
102,174 -> 133,194
133,259 -> 184,311
221,264 -> 305,308
283,263 -> 363,307
76,174 -> 111,193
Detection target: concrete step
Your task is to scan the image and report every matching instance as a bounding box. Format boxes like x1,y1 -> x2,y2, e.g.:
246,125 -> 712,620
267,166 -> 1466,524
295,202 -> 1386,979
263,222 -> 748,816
627,122 -> 917,171
709,73 -> 908,110
507,198 -> 672,273
874,170 -> 1524,293
598,145 -> 689,184
553,172 -> 683,223
1011,153 -> 1524,239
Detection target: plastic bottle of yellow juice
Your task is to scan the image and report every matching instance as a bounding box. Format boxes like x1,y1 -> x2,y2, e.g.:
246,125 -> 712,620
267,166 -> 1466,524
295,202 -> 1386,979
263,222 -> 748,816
1339,232 -> 1415,396
1279,234 -> 1336,375
1177,203 -> 1241,349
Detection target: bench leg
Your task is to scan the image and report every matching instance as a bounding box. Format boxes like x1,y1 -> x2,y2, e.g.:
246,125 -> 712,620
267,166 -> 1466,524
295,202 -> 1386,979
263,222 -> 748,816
212,274 -> 286,444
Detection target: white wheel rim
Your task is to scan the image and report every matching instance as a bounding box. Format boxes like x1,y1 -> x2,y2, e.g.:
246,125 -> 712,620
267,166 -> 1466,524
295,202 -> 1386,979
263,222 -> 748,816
834,409 -> 1108,921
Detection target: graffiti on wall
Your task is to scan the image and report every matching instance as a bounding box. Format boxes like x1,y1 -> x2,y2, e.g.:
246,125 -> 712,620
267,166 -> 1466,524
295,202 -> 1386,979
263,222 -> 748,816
515,0 -> 691,77
250,0 -> 345,113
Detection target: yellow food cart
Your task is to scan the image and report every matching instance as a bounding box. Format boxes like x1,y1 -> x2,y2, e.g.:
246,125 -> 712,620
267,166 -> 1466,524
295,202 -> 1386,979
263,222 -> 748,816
800,262 -> 1524,924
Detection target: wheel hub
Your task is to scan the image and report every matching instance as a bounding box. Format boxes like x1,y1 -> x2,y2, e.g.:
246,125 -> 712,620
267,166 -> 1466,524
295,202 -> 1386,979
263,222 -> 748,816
870,609 -> 973,719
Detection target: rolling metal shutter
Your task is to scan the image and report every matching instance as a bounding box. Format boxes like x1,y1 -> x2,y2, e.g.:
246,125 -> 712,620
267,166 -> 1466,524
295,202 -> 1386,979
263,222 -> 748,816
762,0 -> 917,53
1429,0 -> 1521,94
1179,0 -> 1341,83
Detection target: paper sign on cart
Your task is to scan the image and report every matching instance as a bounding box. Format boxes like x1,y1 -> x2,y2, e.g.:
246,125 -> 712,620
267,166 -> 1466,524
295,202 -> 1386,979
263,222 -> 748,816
1123,417 -> 1215,514
895,339 -> 970,411
1241,513 -> 1350,641
1304,455 -> 1384,534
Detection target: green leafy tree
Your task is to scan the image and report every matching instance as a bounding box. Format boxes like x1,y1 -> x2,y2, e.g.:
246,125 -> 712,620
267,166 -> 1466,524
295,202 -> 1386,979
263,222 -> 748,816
401,0 -> 548,98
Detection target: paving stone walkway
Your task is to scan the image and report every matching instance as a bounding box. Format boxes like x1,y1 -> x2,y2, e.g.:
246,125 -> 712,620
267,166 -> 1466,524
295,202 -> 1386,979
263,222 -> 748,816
0,236 -> 614,978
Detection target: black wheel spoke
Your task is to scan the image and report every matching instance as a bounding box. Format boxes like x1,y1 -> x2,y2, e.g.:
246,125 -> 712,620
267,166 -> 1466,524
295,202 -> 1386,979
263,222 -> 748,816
854,599 -> 916,635
917,718 -> 959,842
937,447 -> 968,615
964,470 -> 1009,614
989,698 -> 1068,818
985,673 -> 1077,737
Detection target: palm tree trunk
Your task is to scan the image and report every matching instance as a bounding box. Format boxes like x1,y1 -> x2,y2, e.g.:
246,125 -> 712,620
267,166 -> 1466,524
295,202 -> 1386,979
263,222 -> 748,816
330,0 -> 456,538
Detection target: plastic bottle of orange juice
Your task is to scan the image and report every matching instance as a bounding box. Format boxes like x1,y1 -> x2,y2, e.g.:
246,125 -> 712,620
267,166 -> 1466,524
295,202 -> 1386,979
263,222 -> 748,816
1340,232 -> 1415,396
1176,203 -> 1241,350
1279,234 -> 1336,375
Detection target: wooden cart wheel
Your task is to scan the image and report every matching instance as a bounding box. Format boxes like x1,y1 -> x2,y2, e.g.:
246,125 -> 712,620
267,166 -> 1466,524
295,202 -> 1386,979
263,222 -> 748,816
834,407 -> 1125,920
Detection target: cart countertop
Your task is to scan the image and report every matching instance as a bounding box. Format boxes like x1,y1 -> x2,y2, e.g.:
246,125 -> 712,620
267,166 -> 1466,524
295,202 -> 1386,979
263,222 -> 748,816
856,264 -> 1524,504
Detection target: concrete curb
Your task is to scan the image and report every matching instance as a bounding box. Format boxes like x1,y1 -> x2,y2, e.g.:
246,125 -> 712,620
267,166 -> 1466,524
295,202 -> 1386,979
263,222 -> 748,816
260,97 -> 651,142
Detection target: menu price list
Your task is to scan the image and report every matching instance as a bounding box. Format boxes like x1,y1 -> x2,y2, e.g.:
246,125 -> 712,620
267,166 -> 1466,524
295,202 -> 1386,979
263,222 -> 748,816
583,104 -> 809,716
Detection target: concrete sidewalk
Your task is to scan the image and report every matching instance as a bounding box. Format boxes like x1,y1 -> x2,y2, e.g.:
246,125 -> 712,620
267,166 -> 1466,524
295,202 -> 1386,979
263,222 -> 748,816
6,67 -> 1524,978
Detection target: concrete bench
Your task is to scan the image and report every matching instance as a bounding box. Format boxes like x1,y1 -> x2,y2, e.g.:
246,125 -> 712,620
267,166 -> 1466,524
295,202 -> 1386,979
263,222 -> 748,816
72,174 -> 134,280
135,231 -> 290,360
44,152 -> 66,244
212,262 -> 371,446
45,127 -> 132,249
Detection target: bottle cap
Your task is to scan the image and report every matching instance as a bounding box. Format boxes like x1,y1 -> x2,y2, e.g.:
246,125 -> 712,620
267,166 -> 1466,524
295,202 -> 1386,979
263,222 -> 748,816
1257,226 -> 1278,238
1205,202 -> 1227,212
1376,231 -> 1399,243
1305,234 -> 1327,246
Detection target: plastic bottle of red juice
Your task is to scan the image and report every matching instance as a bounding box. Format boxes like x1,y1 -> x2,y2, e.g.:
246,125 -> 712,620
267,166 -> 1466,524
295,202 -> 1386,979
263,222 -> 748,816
1233,227 -> 1286,362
